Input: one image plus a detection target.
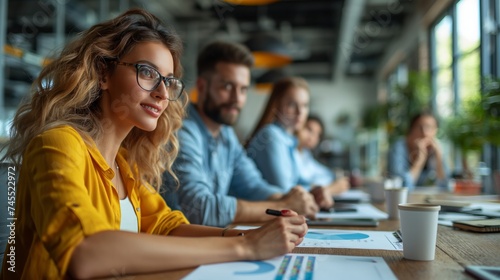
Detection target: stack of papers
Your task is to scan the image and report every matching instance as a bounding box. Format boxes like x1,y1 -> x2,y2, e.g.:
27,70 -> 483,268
438,202 -> 500,226
438,213 -> 488,226
333,189 -> 370,203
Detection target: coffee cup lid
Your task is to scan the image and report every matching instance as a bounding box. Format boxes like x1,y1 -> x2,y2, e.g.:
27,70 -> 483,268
384,187 -> 408,191
398,203 -> 441,211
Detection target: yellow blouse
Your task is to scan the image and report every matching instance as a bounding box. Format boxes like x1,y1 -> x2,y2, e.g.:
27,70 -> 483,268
1,126 -> 189,279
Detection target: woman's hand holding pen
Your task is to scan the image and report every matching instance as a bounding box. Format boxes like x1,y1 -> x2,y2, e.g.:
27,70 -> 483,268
243,209 -> 307,260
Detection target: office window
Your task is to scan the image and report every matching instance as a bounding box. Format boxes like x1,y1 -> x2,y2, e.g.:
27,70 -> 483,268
431,15 -> 453,118
482,0 -> 500,178
429,0 -> 500,194
429,0 -> 481,174
431,0 -> 480,117
457,0 -> 480,54
457,0 -> 481,104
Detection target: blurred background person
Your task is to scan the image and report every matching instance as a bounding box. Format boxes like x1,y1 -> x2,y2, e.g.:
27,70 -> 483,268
162,42 -> 318,227
247,77 -> 333,208
387,111 -> 449,191
297,115 -> 351,208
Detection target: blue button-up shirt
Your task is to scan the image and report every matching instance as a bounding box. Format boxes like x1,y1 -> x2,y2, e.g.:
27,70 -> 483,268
247,123 -> 307,192
297,149 -> 335,187
163,104 -> 281,227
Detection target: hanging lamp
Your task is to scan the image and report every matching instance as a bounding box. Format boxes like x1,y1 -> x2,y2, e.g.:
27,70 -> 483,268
244,33 -> 292,68
255,68 -> 288,92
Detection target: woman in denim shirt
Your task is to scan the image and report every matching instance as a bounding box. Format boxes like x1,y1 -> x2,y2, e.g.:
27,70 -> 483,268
387,112 -> 449,190
247,77 -> 333,208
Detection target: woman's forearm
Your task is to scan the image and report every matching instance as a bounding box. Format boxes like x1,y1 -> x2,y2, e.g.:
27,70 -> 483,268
69,230 -> 247,279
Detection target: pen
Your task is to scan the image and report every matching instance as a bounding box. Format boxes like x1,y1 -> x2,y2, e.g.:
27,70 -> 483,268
266,209 -> 283,216
393,230 -> 403,242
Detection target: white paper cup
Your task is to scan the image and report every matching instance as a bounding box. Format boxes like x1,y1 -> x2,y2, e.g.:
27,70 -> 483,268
398,203 -> 441,261
367,181 -> 385,202
385,188 -> 408,219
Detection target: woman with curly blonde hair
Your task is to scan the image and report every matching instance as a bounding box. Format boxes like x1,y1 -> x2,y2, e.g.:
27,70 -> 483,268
0,9 -> 307,279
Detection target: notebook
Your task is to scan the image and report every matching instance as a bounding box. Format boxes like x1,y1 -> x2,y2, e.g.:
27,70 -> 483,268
452,219 -> 500,233
465,265 -> 500,280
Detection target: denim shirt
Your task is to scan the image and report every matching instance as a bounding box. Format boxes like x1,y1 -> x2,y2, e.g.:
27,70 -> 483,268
297,149 -> 335,187
247,123 -> 307,192
162,104 -> 281,227
387,138 -> 450,191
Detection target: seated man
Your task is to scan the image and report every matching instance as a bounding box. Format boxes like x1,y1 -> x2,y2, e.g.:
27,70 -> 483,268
163,41 -> 318,227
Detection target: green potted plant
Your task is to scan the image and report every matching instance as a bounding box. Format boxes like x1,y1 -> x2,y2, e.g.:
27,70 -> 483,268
443,78 -> 500,181
361,71 -> 431,142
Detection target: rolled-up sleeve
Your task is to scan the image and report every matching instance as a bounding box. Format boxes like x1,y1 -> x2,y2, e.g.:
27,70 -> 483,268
139,184 -> 189,235
26,129 -> 113,275
173,124 -> 238,227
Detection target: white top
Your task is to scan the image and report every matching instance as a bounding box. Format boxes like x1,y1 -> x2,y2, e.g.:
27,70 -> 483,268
120,196 -> 138,233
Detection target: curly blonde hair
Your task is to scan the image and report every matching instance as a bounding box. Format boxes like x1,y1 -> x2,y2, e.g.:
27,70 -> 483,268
1,9 -> 186,191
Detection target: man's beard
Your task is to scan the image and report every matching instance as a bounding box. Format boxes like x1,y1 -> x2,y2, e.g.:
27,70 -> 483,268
202,89 -> 241,126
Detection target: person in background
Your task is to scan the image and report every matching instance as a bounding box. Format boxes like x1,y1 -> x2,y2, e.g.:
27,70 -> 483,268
297,115 -> 351,208
162,41 -> 318,227
246,77 -> 336,208
387,111 -> 449,190
0,9 -> 307,279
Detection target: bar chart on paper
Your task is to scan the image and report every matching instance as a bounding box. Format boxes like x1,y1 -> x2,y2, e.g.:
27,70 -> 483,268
299,229 -> 403,250
184,254 -> 396,280
182,254 -> 397,280
233,226 -> 403,251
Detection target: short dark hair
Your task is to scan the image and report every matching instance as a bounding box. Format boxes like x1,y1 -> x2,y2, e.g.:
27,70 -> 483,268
196,41 -> 254,76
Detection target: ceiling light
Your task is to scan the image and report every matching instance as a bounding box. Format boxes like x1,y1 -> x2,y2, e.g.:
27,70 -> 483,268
189,88 -> 198,103
255,68 -> 288,92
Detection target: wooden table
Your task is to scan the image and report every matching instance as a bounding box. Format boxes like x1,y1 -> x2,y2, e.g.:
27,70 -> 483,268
106,192 -> 500,279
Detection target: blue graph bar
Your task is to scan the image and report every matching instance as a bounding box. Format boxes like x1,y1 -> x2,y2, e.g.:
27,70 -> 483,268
290,256 -> 304,280
304,256 -> 315,280
275,255 -> 292,280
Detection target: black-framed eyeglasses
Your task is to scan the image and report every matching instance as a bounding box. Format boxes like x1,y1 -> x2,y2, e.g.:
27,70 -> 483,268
116,61 -> 184,101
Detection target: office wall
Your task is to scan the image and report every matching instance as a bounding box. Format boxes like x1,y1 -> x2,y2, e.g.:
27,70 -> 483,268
234,76 -> 377,144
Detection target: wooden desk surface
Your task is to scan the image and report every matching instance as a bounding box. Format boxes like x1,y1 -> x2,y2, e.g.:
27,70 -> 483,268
106,193 -> 500,279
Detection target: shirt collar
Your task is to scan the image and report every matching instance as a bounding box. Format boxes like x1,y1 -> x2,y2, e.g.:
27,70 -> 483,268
187,103 -> 229,144
86,140 -> 135,183
86,140 -> 111,173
